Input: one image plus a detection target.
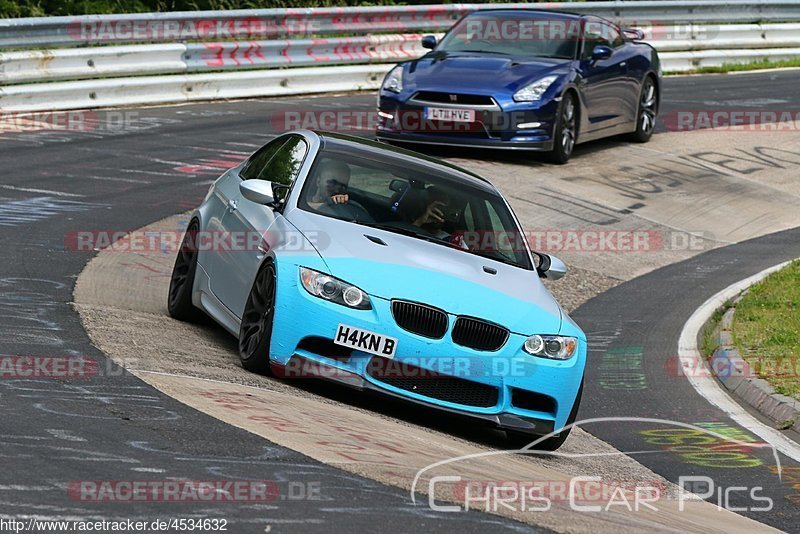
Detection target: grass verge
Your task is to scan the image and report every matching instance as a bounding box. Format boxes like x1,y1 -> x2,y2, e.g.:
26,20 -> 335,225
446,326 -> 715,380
732,260 -> 800,400
670,57 -> 800,75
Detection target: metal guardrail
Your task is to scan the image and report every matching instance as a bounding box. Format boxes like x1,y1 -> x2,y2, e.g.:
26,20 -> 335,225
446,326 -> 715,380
3,23 -> 800,86
0,35 -> 431,84
1,1 -> 800,49
184,34 -> 431,72
1,1 -> 800,113
0,64 -> 392,113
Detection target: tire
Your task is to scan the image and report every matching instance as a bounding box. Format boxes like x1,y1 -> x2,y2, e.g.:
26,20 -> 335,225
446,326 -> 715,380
628,76 -> 657,143
506,379 -> 583,451
547,92 -> 578,164
167,219 -> 203,322
238,261 -> 277,374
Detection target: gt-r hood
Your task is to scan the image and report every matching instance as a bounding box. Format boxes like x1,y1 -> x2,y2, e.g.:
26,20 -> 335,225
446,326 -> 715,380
405,53 -> 568,95
287,210 -> 562,335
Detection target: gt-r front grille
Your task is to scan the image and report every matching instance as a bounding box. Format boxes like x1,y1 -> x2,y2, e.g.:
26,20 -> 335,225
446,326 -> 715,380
367,358 -> 499,408
391,300 -> 448,339
452,316 -> 509,352
413,91 -> 496,107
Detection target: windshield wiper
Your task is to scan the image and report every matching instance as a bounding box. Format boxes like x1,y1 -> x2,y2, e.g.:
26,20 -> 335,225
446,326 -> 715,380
446,49 -> 511,56
355,220 -> 528,269
469,248 -> 524,269
355,221 -> 445,244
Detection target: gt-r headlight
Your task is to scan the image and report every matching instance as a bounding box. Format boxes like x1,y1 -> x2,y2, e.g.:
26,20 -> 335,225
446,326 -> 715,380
513,75 -> 558,102
381,66 -> 404,94
299,267 -> 372,310
523,334 -> 578,360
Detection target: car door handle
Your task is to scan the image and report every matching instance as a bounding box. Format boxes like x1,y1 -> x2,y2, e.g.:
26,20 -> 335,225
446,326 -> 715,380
620,61 -> 626,67
228,199 -> 238,212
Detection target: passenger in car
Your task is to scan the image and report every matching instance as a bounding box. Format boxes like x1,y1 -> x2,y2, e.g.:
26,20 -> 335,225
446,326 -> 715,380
401,187 -> 468,249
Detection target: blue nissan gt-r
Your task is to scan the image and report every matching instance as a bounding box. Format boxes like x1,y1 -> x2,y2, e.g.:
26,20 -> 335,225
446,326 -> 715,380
376,9 -> 661,163
168,130 -> 586,449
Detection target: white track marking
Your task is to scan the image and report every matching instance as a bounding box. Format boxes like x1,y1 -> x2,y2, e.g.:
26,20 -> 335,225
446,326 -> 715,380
678,259 -> 800,463
45,429 -> 86,442
0,185 -> 82,198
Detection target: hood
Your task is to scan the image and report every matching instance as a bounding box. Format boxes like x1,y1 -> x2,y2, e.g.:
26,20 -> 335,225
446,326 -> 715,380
404,52 -> 569,95
287,209 -> 562,335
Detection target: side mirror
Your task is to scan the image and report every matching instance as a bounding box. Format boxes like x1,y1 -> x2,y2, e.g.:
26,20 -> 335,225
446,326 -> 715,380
623,28 -> 645,41
239,179 -> 274,205
591,45 -> 613,61
421,35 -> 437,50
535,252 -> 568,280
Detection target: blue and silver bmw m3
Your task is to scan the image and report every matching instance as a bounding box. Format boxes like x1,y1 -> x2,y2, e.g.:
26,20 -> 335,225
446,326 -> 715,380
168,130 -> 585,449
376,9 -> 661,163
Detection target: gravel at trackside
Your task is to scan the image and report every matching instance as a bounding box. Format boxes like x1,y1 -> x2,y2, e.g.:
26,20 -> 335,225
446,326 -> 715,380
544,265 -> 622,314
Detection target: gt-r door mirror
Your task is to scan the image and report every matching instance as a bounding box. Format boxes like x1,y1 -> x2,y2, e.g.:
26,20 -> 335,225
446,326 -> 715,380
535,252 -> 567,280
591,45 -> 613,61
239,179 -> 275,205
421,35 -> 437,49
623,28 -> 645,41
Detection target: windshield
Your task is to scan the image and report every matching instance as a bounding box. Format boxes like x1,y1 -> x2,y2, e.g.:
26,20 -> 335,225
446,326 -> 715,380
297,148 -> 532,270
437,13 -> 579,59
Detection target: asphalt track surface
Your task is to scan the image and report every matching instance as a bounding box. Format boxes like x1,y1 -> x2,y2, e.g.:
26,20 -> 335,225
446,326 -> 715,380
573,227 -> 800,529
1,69 -> 799,532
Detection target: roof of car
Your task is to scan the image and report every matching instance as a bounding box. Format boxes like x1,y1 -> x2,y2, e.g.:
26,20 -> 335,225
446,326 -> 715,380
313,131 -> 500,193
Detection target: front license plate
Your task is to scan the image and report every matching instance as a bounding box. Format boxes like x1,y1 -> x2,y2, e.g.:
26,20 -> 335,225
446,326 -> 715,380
334,324 -> 398,359
425,107 -> 476,122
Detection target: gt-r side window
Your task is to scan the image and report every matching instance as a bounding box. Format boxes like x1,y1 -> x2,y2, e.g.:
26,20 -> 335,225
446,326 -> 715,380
603,23 -> 625,48
582,19 -> 615,59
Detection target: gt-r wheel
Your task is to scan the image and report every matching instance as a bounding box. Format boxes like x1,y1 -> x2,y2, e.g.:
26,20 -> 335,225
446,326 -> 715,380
238,261 -> 276,374
547,92 -> 577,164
629,76 -> 657,143
167,219 -> 203,322
506,379 -> 583,451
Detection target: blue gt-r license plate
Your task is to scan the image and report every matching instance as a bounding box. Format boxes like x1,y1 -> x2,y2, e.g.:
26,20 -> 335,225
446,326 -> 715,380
424,107 -> 476,122
335,324 -> 398,358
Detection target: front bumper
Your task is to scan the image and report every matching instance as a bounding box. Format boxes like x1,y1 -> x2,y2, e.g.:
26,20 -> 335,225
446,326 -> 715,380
269,262 -> 585,435
375,92 -> 560,151
271,354 -> 556,435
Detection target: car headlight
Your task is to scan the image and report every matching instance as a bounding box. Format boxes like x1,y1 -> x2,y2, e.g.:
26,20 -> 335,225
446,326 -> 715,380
513,75 -> 558,102
299,267 -> 372,310
523,334 -> 578,360
382,66 -> 403,94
